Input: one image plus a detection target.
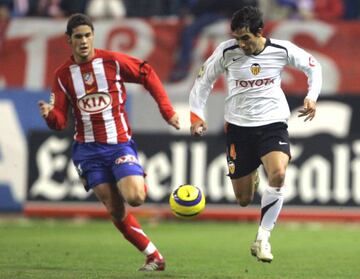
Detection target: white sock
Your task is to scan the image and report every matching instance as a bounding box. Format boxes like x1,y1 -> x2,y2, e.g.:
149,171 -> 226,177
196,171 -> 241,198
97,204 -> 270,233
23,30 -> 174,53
256,226 -> 270,241
142,242 -> 157,256
257,185 -> 284,240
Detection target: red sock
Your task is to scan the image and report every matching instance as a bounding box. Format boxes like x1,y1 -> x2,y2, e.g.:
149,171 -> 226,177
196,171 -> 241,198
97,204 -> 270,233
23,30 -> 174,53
148,250 -> 163,260
113,213 -> 152,252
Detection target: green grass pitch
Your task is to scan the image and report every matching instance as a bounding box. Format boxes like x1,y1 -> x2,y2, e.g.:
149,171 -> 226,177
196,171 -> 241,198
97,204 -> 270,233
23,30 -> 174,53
0,218 -> 359,279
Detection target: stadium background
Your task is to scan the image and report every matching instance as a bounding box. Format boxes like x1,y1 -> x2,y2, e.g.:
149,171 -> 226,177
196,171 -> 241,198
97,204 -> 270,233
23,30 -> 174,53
1,2 -> 360,223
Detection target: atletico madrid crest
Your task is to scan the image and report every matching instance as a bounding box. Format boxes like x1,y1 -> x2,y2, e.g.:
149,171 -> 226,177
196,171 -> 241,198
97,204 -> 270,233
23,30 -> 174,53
83,72 -> 94,85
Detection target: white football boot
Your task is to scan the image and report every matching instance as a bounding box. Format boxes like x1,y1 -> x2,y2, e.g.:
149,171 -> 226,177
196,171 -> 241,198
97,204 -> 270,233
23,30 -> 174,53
250,239 -> 273,263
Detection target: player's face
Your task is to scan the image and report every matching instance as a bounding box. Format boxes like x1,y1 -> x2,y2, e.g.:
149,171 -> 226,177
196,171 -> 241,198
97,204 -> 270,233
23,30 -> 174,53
68,25 -> 95,63
232,27 -> 263,56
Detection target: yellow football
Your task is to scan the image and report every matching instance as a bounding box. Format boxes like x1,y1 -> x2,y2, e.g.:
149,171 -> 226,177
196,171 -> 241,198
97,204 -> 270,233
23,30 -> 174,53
169,184 -> 206,218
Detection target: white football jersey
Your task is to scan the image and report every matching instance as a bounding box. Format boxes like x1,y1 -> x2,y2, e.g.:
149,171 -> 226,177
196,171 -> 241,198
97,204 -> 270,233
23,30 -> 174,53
189,38 -> 322,127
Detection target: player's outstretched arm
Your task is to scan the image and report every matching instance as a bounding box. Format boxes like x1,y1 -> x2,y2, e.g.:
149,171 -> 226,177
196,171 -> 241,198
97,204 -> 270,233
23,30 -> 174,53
168,113 -> 180,130
298,97 -> 316,121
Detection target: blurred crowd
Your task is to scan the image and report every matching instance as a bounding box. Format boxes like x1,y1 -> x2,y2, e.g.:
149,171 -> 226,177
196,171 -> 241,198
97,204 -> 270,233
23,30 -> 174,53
0,0 -> 359,20
0,0 -> 358,82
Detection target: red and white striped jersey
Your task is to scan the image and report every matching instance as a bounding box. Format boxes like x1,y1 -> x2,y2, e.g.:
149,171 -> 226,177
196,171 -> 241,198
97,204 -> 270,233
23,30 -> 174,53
45,49 -> 175,143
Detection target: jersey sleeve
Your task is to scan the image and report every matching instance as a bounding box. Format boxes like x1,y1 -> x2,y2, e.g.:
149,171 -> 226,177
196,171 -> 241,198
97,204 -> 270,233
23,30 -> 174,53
189,45 -> 225,123
45,75 -> 69,130
116,53 -> 175,121
286,42 -> 322,101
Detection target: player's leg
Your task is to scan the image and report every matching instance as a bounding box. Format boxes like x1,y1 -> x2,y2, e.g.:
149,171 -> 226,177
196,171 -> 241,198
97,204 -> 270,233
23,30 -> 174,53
260,150 -> 289,233
92,182 -> 126,220
86,174 -> 154,261
251,123 -> 291,263
231,170 -> 259,207
72,141 -> 164,271
225,123 -> 261,206
91,178 -> 164,271
111,140 -> 165,271
115,175 -> 165,271
251,151 -> 289,262
117,175 -> 146,207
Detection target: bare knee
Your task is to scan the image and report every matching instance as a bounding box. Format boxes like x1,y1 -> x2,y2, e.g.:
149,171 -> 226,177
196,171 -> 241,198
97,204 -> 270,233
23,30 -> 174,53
268,168 -> 286,187
236,195 -> 252,207
232,174 -> 255,207
126,191 -> 145,207
118,176 -> 146,207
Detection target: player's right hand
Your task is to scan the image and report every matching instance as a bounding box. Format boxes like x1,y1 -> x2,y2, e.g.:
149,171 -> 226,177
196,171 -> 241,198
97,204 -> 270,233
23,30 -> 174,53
38,100 -> 53,119
168,112 -> 180,130
190,121 -> 207,137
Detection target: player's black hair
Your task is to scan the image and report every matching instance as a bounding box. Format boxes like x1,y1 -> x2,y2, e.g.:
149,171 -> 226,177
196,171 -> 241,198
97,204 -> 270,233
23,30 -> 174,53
66,13 -> 94,36
230,6 -> 264,35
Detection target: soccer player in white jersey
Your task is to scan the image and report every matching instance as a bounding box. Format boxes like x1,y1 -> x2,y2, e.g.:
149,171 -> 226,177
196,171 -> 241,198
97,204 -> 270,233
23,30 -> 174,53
189,6 -> 322,263
38,13 -> 180,271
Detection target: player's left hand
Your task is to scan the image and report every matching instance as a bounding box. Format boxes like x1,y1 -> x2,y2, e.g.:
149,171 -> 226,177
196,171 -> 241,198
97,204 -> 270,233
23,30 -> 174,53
190,120 -> 207,137
168,112 -> 180,130
298,98 -> 316,121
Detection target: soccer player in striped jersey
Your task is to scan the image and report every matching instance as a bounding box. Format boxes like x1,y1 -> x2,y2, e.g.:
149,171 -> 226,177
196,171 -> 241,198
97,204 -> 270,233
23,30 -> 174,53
38,13 -> 180,271
189,6 -> 322,263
